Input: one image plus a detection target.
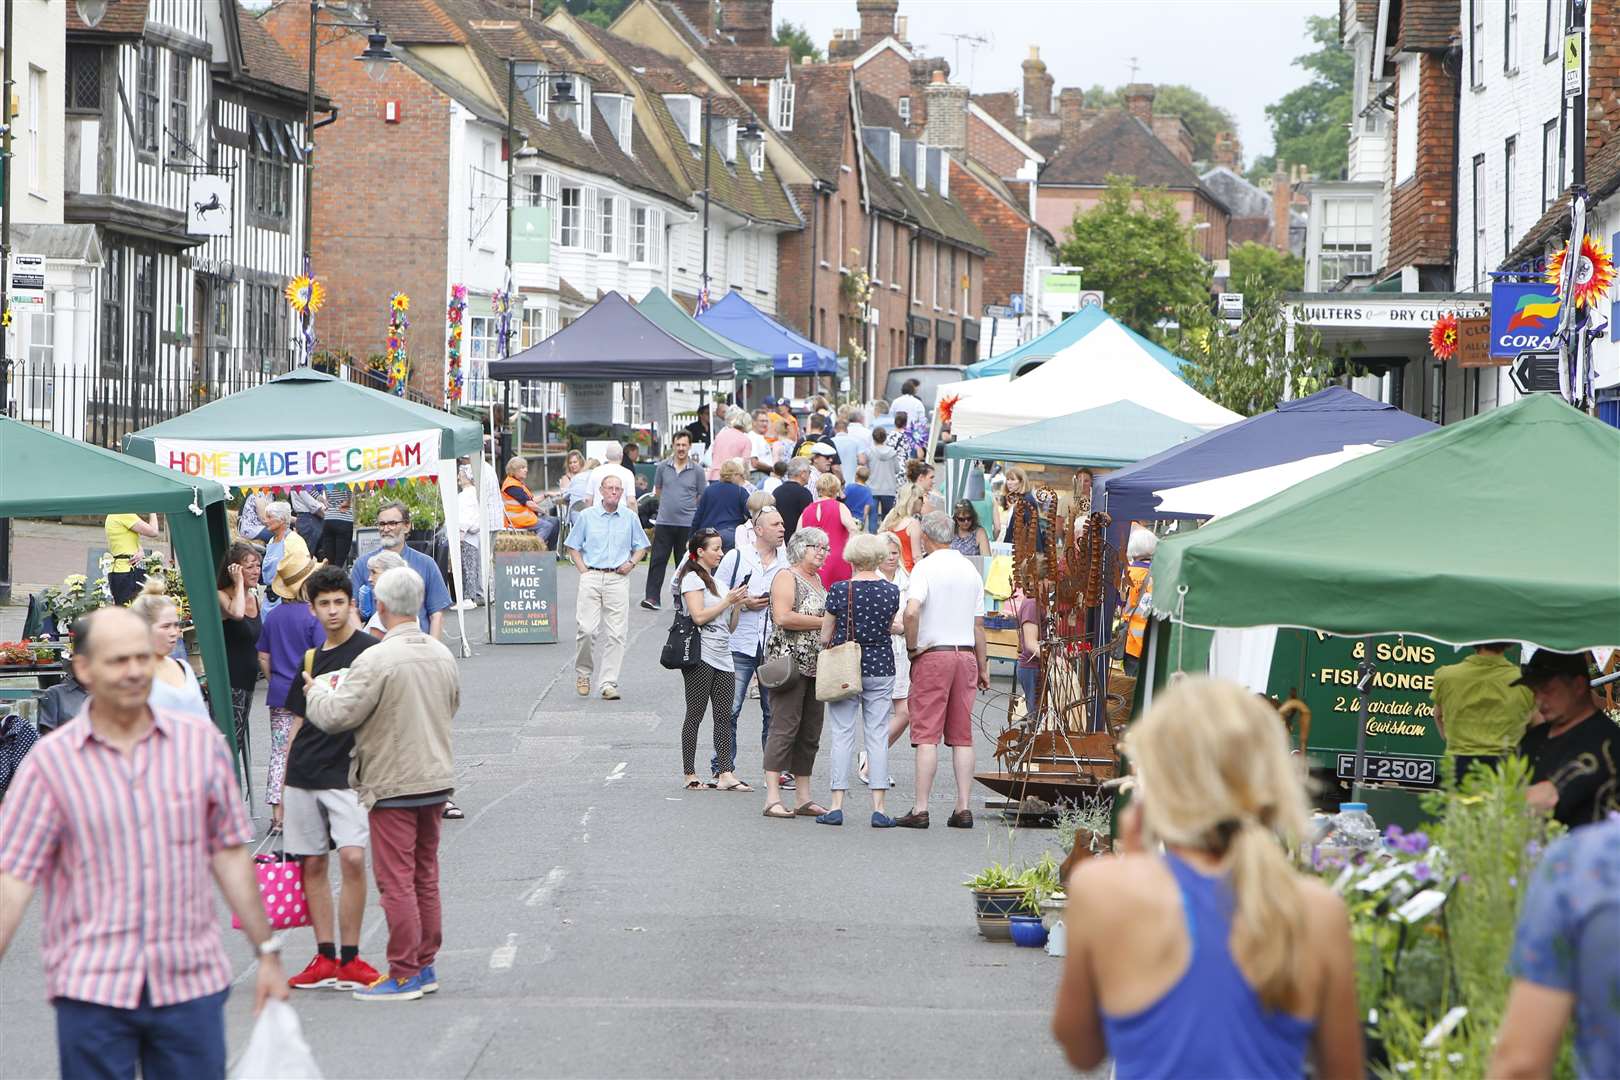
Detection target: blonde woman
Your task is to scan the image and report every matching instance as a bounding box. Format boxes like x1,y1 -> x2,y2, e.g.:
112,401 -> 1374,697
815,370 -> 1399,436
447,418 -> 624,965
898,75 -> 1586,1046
1052,678 -> 1361,1079
799,471 -> 857,587
691,458 -> 751,552
860,530 -> 911,785
708,408 -> 754,481
130,579 -> 208,718
878,483 -> 925,572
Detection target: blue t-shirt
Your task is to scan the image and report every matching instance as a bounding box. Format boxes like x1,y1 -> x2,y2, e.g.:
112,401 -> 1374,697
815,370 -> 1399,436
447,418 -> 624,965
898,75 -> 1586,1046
1510,816 -> 1620,1080
844,482 -> 875,531
349,545 -> 452,632
254,602 -> 322,709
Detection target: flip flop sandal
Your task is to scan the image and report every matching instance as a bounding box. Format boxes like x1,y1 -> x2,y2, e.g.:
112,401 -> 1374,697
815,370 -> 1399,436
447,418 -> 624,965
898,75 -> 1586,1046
442,801 -> 465,820
683,778 -> 710,790
762,802 -> 795,819
717,780 -> 754,792
794,803 -> 831,817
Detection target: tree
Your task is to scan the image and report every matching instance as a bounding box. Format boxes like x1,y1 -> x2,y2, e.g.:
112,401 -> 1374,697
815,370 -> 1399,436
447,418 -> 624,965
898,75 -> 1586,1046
1057,175 -> 1213,339
1073,84 -> 1236,164
1262,14 -> 1353,181
1227,241 -> 1304,296
1175,291 -> 1335,416
775,20 -> 822,64
540,0 -> 630,28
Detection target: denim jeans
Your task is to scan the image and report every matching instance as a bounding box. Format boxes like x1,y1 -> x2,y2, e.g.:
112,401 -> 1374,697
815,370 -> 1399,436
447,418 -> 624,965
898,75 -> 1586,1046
713,648 -> 771,774
55,985 -> 228,1080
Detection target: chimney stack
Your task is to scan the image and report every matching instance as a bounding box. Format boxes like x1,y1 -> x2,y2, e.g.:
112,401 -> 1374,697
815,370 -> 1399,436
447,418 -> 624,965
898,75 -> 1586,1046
857,0 -> 898,44
1212,130 -> 1241,170
924,69 -> 969,158
1057,87 -> 1085,147
718,0 -> 773,46
1272,164 -> 1291,255
1151,116 -> 1195,165
1124,82 -> 1155,124
673,0 -> 714,40
1022,46 -> 1053,118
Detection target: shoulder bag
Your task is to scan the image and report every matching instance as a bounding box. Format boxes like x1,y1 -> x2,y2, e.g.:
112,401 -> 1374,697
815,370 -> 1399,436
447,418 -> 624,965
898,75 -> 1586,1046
815,580 -> 863,703
757,577 -> 796,690
659,602 -> 702,671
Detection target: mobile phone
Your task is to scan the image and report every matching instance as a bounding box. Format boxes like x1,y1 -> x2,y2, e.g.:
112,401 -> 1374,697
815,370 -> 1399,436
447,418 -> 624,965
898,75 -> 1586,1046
738,573 -> 753,588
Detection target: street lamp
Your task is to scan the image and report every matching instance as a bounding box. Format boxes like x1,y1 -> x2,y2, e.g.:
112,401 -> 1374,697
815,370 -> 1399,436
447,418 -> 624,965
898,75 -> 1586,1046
357,30 -> 397,83
549,75 -> 580,127
74,0 -> 108,27
737,120 -> 765,165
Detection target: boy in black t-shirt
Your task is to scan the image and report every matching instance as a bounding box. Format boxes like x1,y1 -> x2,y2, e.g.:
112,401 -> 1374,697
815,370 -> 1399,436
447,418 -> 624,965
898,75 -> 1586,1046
1515,649 -> 1619,830
282,566 -> 384,991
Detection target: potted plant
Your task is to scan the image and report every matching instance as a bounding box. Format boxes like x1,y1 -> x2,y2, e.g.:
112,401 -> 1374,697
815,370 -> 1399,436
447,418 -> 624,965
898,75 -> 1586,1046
1055,796 -> 1114,882
964,863 -> 1025,941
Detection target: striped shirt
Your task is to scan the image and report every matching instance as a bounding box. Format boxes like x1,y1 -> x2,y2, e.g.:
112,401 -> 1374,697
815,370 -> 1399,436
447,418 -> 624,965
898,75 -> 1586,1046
0,705 -> 254,1008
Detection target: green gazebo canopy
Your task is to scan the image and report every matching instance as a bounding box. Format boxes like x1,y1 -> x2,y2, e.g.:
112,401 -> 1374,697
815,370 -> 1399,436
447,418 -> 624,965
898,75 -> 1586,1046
0,417 -> 238,752
944,400 -> 1203,469
1151,395 -> 1620,651
123,368 -> 483,461
635,288 -> 773,381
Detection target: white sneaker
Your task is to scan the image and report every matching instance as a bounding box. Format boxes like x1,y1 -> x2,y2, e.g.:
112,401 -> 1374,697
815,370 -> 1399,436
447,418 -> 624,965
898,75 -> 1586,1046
452,599 -> 477,611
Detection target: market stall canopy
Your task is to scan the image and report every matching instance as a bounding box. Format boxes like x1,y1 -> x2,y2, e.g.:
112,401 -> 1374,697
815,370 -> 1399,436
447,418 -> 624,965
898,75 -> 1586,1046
1100,386 -> 1437,525
635,288 -> 773,381
695,291 -> 838,375
945,401 -> 1202,469
124,368 -> 483,463
950,319 -> 1240,440
964,304 -> 1188,380
1150,395 -> 1620,652
1152,444 -> 1383,518
490,291 -> 733,382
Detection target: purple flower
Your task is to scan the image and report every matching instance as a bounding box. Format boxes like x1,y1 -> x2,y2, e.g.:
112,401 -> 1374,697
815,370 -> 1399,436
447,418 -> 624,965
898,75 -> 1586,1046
1395,831 -> 1431,856
1413,862 -> 1434,883
1526,839 -> 1544,862
1384,824 -> 1406,840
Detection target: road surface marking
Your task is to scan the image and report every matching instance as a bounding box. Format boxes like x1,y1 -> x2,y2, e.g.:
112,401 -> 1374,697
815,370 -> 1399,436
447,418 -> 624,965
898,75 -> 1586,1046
489,933 -> 519,970
525,865 -> 567,907
605,762 -> 627,782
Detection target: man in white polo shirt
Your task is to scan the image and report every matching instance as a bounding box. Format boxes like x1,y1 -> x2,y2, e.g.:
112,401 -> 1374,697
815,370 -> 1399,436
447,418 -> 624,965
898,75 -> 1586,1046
896,511 -> 988,830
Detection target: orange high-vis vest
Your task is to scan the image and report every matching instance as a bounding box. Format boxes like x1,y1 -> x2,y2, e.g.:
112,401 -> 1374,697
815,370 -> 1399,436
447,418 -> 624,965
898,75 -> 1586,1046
502,479 -> 538,530
1124,563 -> 1152,659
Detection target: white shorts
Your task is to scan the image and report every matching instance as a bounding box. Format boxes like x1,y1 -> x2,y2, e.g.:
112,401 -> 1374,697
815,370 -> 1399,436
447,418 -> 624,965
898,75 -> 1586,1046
282,786 -> 369,856
891,636 -> 911,698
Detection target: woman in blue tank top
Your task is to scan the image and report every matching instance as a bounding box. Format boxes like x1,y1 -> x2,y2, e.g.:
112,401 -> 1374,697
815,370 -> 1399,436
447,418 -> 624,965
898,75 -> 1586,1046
1052,678 -> 1363,1079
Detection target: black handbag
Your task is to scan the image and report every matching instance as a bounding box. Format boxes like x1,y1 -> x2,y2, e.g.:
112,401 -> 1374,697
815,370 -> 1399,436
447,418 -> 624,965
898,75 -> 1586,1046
660,609 -> 702,670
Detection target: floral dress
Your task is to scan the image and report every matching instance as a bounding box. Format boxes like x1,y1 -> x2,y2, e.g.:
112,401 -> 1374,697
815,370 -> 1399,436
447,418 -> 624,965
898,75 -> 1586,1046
767,571 -> 826,677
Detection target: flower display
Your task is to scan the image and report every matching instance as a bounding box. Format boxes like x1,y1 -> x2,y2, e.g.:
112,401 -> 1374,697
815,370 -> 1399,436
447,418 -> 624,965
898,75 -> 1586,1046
445,284 -> 468,404
386,293 -> 411,397
1543,232 -> 1617,309
1428,312 -> 1458,360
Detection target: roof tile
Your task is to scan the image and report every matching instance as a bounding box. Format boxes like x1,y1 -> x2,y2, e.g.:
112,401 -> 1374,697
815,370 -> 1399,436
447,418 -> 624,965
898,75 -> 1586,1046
1040,110 -> 1206,190
66,0 -> 147,34
239,7 -> 318,97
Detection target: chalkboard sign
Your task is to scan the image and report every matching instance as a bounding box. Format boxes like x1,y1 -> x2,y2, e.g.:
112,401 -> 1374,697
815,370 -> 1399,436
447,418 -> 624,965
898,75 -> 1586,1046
492,551 -> 558,644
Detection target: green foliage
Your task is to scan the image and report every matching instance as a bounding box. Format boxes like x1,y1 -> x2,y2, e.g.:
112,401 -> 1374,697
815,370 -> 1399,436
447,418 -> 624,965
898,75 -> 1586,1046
550,0 -> 631,29
1055,796 -> 1112,854
1227,241 -> 1304,296
774,20 -> 822,64
1057,175 -> 1212,338
355,483 -> 445,529
1018,851 -> 1063,915
963,862 -> 1022,890
1073,84 -> 1237,163
1175,290 -> 1335,416
1263,14 -> 1353,180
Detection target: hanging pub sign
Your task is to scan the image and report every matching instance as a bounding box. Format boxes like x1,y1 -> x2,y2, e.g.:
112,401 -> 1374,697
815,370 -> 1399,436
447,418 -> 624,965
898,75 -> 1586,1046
492,550 -> 558,643
187,175 -> 233,237
1455,314 -> 1496,367
154,429 -> 442,488
1488,280 -> 1562,358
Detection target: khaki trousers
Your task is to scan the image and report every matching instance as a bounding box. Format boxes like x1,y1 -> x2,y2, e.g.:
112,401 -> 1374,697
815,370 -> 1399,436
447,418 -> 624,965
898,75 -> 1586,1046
576,569 -> 629,686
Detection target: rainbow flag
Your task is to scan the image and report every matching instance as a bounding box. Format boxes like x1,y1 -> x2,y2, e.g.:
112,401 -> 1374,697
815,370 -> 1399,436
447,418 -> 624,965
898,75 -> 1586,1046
1506,293 -> 1561,332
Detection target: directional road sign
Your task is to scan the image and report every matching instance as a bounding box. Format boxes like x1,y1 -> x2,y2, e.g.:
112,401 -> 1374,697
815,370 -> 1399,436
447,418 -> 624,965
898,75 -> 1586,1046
1510,351 -> 1562,394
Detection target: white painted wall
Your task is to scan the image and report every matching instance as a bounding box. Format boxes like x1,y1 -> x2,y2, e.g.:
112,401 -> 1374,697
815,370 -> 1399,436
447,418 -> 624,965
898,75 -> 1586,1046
5,0 -> 66,225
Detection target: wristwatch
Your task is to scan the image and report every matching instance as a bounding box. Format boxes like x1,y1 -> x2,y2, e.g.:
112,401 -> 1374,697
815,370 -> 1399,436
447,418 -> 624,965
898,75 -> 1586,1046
256,937 -> 284,958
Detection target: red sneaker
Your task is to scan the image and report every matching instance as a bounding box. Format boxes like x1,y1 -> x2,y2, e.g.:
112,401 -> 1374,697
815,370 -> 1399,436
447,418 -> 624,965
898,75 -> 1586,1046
288,954 -> 340,990
335,957 -> 383,990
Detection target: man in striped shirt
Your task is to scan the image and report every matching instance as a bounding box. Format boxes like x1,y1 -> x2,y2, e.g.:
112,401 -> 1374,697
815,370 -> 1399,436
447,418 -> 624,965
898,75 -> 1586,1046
0,607 -> 289,1077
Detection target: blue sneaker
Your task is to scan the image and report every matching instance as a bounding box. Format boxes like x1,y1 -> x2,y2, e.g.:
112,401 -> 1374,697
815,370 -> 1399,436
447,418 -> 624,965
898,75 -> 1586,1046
418,964 -> 439,994
815,809 -> 843,826
871,812 -> 897,828
353,974 -> 423,1002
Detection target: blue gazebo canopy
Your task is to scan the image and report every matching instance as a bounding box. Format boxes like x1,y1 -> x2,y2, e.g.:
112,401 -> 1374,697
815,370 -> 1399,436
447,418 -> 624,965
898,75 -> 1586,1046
1099,386 -> 1439,524
696,291 -> 838,375
965,305 -> 1188,380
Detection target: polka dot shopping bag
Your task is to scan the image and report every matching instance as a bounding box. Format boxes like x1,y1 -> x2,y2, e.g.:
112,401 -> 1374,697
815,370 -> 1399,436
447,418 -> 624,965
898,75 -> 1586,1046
232,833 -> 312,931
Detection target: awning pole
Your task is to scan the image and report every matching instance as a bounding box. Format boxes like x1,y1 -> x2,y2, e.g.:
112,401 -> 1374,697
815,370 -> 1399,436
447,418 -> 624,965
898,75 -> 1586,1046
1350,655 -> 1376,801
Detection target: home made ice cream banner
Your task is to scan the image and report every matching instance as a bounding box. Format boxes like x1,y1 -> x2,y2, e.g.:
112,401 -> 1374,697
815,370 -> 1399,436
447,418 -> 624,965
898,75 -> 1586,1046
154,429 -> 443,490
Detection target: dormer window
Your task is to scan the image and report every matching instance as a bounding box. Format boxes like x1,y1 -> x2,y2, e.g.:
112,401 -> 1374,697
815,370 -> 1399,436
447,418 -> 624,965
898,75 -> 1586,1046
596,94 -> 633,155
665,94 -> 702,148
768,78 -> 795,131
708,116 -> 737,163
515,61 -> 548,123
897,96 -> 911,125
888,132 -> 900,178
914,143 -> 926,191
749,138 -> 765,174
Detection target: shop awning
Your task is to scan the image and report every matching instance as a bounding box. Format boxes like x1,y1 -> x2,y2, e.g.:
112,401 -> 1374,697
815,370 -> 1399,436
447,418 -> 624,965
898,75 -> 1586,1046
964,304 -> 1188,380
635,288 -> 773,381
490,291 -> 733,382
695,291 -> 838,375
1100,386 -> 1436,525
945,401 -> 1202,469
1150,395 -> 1620,652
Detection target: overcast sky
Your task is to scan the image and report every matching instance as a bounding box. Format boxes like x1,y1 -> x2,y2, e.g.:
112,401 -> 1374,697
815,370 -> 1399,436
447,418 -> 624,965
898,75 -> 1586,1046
774,0 -> 1336,164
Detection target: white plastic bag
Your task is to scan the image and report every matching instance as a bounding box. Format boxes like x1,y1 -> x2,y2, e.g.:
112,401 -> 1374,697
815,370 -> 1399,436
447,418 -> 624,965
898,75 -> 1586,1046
232,1000 -> 323,1080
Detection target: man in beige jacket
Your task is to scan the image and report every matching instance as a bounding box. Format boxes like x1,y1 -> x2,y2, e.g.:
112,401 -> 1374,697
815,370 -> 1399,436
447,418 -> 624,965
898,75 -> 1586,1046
304,566 -> 459,1003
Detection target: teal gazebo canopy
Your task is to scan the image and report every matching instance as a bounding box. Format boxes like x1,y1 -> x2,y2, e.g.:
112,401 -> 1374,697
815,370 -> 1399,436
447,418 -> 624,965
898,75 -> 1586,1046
945,400 -> 1203,469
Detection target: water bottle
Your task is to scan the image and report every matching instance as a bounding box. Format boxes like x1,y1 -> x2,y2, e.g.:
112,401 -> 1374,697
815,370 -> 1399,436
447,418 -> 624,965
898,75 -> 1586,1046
1314,801 -> 1380,868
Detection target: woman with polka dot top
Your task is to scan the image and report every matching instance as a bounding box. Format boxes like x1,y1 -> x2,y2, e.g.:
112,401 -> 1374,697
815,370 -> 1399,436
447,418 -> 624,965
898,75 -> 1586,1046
814,533 -> 903,827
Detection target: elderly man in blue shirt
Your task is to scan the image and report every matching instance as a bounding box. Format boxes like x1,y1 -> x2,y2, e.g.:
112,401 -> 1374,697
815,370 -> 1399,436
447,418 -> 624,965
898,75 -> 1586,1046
563,473 -> 649,701
349,500 -> 453,640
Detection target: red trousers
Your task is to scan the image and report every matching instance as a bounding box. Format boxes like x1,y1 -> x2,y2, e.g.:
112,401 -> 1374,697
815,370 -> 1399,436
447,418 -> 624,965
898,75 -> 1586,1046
368,804 -> 444,980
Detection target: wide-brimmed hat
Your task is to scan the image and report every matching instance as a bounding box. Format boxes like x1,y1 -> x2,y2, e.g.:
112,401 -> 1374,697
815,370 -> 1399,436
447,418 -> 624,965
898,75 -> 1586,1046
271,550 -> 326,601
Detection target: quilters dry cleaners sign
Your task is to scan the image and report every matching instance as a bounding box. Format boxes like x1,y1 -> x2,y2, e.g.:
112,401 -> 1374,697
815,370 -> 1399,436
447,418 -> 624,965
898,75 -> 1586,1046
155,429 -> 443,488
1488,281 -> 1562,359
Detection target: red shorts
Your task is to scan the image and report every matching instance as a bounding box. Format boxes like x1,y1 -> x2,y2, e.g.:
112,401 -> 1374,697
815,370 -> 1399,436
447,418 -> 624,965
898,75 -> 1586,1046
907,649 -> 977,747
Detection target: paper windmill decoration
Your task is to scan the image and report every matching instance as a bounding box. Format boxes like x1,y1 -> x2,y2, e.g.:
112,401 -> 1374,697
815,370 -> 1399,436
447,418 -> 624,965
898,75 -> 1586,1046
1543,233 -> 1617,310
285,275 -> 326,315
1429,312 -> 1459,360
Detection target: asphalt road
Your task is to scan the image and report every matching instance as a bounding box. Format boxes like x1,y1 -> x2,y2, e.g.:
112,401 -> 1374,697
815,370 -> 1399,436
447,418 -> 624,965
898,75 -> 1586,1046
0,562 -> 1080,1078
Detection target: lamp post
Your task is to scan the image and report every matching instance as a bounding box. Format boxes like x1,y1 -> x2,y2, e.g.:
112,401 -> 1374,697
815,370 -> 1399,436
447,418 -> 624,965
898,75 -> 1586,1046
496,61 -> 554,468
0,0 -> 13,602
301,1 -> 394,361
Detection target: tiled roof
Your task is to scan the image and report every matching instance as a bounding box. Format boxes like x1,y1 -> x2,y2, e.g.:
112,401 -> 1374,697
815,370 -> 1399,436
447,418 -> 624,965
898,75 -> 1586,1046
1040,110 -> 1206,190
962,155 -> 1050,238
1028,132 -> 1061,159
856,90 -> 990,257
1395,0 -> 1459,52
973,92 -> 1019,131
239,8 -> 318,97
1201,166 -> 1271,218
1503,135 -> 1620,266
706,45 -> 790,79
772,64 -> 855,183
66,0 -> 146,34
362,0 -> 466,44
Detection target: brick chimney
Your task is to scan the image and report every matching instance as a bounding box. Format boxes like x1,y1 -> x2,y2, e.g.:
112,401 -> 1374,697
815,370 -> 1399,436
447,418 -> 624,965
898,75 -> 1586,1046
1212,130 -> 1241,170
673,0 -> 714,41
1272,164 -> 1291,254
1151,115 -> 1195,165
1124,82 -> 1155,124
1022,46 -> 1053,118
1057,87 -> 1085,147
924,69 -> 969,158
718,0 -> 773,46
858,0 -> 898,44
